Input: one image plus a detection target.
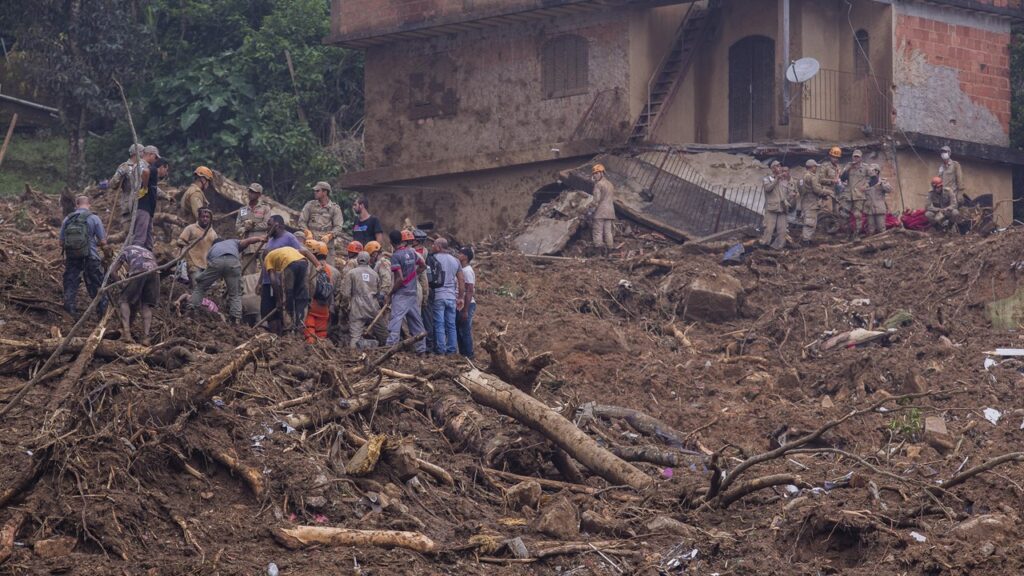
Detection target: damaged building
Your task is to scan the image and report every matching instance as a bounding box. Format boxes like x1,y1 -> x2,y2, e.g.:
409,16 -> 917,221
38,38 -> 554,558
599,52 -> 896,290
328,0 -> 1022,239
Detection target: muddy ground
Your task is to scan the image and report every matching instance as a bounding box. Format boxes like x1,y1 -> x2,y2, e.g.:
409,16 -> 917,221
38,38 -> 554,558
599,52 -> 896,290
2,187 -> 1024,575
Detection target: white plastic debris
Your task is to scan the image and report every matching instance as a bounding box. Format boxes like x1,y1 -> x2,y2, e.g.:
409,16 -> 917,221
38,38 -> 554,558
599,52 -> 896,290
267,562 -> 279,576
986,348 -> 1024,356
850,298 -> 871,306
984,408 -> 1002,425
984,358 -> 997,370
910,531 -> 927,543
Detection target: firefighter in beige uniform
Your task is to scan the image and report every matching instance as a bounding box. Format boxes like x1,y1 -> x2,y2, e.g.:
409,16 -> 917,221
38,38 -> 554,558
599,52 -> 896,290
800,159 -> 829,243
819,147 -> 842,198
180,166 -> 213,221
938,145 -> 965,202
864,164 -> 893,235
760,161 -> 790,250
590,163 -> 616,256
298,181 -> 346,262
236,183 -> 273,324
841,149 -> 869,241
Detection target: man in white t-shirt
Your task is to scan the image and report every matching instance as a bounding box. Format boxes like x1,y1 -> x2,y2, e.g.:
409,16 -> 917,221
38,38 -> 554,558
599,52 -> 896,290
456,246 -> 476,358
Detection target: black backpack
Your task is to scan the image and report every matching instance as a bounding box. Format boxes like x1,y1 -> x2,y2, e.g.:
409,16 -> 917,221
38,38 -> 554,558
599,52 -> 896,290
63,211 -> 92,259
426,253 -> 445,289
313,267 -> 335,305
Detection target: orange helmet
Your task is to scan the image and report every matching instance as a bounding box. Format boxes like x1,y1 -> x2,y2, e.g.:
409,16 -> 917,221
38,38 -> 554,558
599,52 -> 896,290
829,146 -> 842,158
305,239 -> 328,257
346,240 -> 363,254
931,176 -> 943,187
592,163 -> 606,174
400,229 -> 415,242
364,240 -> 381,255
194,166 -> 214,180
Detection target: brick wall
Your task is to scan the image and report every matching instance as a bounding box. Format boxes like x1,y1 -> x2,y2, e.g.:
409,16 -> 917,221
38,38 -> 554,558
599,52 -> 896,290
332,0 -> 590,40
892,6 -> 1011,146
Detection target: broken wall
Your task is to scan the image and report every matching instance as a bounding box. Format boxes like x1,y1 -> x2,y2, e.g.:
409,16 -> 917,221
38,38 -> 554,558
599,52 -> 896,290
893,3 -> 1011,146
361,159 -> 582,241
361,9 -> 631,170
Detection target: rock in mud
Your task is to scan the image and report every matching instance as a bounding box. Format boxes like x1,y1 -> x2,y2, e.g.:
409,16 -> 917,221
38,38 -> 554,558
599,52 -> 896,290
684,273 -> 743,322
924,416 -> 953,454
34,536 -> 76,559
952,514 -> 1015,542
535,495 -> 579,539
506,480 -> 542,511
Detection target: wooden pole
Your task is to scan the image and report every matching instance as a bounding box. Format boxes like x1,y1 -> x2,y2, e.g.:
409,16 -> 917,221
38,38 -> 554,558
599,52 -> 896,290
0,113 -> 18,170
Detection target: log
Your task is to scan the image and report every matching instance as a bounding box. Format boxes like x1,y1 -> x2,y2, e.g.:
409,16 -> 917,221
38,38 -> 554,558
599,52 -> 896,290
480,333 -> 553,391
286,380 -> 409,430
0,512 -> 24,565
0,336 -> 150,364
432,395 -> 517,466
578,402 -> 692,449
719,473 -> 806,508
458,369 -> 652,490
611,445 -> 702,468
272,526 -> 438,554
481,467 -> 597,495
206,447 -> 266,499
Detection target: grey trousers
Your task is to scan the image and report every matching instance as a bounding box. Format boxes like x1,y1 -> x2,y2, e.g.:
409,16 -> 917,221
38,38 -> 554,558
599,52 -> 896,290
386,289 -> 428,353
190,255 -> 242,320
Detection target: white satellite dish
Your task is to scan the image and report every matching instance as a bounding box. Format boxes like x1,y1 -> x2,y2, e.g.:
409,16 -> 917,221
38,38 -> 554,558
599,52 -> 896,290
786,57 -> 821,83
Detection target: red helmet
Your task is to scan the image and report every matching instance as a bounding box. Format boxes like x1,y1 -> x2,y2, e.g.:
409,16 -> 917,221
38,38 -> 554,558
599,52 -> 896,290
400,229 -> 415,242
347,240 -> 363,254
931,176 -> 943,187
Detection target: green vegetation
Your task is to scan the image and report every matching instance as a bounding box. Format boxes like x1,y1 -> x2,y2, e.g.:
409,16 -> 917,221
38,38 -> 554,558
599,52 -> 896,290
887,407 -> 923,440
2,0 -> 363,209
0,133 -> 67,197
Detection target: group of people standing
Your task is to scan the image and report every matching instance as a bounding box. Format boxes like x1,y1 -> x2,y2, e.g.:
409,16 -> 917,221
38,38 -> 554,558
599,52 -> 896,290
59,143 -> 477,356
760,145 -> 967,249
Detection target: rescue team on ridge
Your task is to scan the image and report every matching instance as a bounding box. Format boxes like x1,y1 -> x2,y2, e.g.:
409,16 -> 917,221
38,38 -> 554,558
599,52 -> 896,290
59,144 -> 477,356
758,146 -> 964,250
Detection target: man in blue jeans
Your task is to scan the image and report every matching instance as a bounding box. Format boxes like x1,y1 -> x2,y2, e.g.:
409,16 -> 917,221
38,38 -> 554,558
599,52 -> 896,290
428,238 -> 464,355
456,246 -> 476,358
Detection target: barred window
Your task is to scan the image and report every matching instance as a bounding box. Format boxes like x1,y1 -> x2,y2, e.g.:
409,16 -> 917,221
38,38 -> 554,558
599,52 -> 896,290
541,35 -> 589,99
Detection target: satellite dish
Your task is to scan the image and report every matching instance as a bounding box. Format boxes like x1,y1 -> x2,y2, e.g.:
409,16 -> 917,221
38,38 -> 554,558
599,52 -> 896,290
786,57 -> 820,83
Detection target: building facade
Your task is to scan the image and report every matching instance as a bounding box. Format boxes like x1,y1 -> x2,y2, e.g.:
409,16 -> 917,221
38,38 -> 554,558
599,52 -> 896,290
329,0 -> 1022,238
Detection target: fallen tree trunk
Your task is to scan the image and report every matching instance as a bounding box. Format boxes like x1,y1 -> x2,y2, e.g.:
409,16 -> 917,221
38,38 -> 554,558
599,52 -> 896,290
432,395 -> 518,466
286,380 -> 410,430
457,369 -> 652,490
0,337 -> 150,372
205,447 -> 266,499
272,526 -> 438,554
578,402 -> 693,450
481,333 -> 553,391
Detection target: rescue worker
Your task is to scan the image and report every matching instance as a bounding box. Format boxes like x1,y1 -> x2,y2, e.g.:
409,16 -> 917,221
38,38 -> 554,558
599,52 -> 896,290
176,207 -> 218,288
189,236 -> 265,323
925,176 -> 959,231
132,146 -> 163,249
864,164 -> 893,236
800,159 -> 829,245
236,183 -> 272,325
938,145 -> 964,202
342,251 -> 382,349
264,244 -> 322,335
590,163 -> 616,256
760,161 -> 790,250
302,239 -> 342,343
411,228 -> 432,350
365,240 -> 391,344
820,146 -> 842,197
260,215 -> 320,334
111,244 -> 159,345
386,229 -> 428,354
341,240 -> 363,275
840,149 -> 869,241
107,143 -> 145,223
60,194 -> 109,317
298,181 -> 345,261
180,166 -> 214,221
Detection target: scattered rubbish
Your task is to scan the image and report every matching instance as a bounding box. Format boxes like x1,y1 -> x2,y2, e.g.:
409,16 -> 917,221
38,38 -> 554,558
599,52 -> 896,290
882,310 -> 913,330
850,298 -> 871,306
822,329 -> 888,350
984,358 -> 997,370
984,408 -> 1002,425
267,562 -> 279,576
823,472 -> 854,491
661,543 -> 699,571
910,531 -> 927,543
662,468 -> 674,479
721,243 -> 745,265
984,348 -> 1024,357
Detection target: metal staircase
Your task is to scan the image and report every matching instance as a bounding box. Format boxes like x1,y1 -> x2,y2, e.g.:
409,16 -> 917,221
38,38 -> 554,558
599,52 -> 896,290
628,1 -> 719,144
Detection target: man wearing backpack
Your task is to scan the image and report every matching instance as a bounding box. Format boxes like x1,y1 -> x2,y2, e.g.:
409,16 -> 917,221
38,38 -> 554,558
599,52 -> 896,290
342,251 -> 382,348
428,237 -> 465,355
302,240 -> 341,343
61,195 -> 109,317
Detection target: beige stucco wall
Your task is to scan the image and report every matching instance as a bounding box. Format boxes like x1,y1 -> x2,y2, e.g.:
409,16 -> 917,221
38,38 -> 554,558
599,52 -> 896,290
893,150 -> 1013,226
361,9 -> 632,170
362,159 -> 582,241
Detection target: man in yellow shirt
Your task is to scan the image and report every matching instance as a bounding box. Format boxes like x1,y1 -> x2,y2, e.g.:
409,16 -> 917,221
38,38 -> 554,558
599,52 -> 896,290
264,245 -> 321,334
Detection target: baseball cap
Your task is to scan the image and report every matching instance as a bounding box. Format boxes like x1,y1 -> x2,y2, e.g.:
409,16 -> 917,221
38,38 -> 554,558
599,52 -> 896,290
313,181 -> 332,193
356,251 -> 370,265
142,145 -> 161,158
248,183 -> 264,194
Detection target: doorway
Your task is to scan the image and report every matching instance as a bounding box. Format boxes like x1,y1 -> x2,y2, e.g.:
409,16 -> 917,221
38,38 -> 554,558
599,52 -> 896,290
728,35 -> 775,143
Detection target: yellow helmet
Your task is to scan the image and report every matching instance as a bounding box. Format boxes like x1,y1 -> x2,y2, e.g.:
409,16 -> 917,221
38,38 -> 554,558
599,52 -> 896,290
592,163 -> 606,174
364,240 -> 381,255
194,166 -> 214,180
828,147 -> 842,158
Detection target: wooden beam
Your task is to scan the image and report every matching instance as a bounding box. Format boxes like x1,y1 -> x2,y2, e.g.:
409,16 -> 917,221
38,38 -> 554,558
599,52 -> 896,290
0,113 -> 17,170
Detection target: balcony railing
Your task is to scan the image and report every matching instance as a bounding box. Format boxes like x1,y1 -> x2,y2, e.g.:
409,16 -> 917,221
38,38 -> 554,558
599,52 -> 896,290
795,68 -> 892,136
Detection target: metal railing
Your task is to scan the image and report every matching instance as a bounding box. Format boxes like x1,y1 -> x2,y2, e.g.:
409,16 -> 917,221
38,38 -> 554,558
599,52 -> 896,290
796,68 -> 892,135
607,148 -> 765,237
